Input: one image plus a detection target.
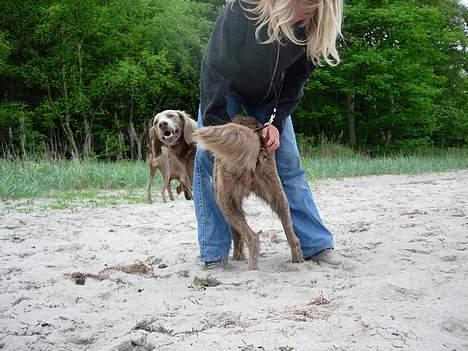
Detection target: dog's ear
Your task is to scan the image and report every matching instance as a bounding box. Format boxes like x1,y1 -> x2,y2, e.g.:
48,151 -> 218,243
150,117 -> 163,158
147,127 -> 154,153
178,111 -> 197,145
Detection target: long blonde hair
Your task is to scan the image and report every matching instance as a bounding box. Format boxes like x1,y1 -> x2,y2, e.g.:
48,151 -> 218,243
227,0 -> 343,66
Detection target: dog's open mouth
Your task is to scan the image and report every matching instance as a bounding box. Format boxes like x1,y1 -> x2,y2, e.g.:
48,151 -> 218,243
162,130 -> 179,144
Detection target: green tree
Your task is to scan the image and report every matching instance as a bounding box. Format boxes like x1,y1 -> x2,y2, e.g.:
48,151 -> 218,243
0,31 -> 11,73
297,0 -> 467,151
0,0 -> 211,159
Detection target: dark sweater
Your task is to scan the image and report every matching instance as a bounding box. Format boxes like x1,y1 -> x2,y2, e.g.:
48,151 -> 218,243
200,1 -> 315,133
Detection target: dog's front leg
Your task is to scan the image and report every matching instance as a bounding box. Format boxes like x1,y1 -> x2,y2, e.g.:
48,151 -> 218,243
232,228 -> 245,261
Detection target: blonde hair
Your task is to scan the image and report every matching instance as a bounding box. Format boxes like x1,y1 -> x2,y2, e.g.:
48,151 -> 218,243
227,0 -> 343,66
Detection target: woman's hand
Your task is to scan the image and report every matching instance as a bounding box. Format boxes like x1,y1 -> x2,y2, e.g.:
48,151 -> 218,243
262,124 -> 280,152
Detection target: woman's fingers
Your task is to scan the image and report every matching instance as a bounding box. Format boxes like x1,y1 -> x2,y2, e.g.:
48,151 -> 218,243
262,125 -> 280,152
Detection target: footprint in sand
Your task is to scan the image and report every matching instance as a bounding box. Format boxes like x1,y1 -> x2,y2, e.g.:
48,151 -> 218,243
440,317 -> 468,339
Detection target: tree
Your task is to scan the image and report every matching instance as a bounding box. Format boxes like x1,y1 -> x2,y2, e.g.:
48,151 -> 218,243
0,0 -> 466,159
0,0 -> 212,159
297,0 -> 467,151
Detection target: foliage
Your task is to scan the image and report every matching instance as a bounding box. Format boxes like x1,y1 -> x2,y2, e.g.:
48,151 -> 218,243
0,0 -> 212,159
0,0 -> 466,159
297,0 -> 467,149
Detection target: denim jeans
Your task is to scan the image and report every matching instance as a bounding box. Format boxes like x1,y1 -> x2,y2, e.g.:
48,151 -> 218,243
193,95 -> 334,262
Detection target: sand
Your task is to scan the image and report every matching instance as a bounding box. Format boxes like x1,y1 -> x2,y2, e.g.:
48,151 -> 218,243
0,171 -> 467,351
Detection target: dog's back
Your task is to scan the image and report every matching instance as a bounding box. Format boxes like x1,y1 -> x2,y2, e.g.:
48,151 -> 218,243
196,116 -> 304,270
196,116 -> 261,174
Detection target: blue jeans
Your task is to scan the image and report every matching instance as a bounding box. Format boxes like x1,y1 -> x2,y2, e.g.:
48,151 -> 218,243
193,95 -> 334,262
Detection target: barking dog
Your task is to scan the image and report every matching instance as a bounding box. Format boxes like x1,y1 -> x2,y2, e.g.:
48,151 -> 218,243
147,126 -> 192,203
151,110 -> 197,189
195,115 -> 304,270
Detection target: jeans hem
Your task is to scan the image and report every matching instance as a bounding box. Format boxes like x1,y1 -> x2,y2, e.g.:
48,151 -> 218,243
302,245 -> 334,259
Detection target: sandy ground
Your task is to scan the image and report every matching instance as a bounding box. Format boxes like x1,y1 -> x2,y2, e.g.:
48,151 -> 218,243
0,171 -> 467,351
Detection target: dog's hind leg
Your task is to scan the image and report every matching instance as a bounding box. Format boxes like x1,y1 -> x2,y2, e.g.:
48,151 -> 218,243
232,228 -> 245,261
147,160 -> 157,204
179,175 -> 193,200
254,176 -> 304,263
218,202 -> 259,269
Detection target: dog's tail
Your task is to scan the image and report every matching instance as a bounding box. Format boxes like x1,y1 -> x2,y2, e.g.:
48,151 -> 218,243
195,123 -> 260,172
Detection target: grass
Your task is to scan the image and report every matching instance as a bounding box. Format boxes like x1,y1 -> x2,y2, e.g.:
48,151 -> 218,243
300,145 -> 468,180
0,159 -> 154,211
302,152 -> 468,180
0,159 -> 156,199
1,146 -> 467,207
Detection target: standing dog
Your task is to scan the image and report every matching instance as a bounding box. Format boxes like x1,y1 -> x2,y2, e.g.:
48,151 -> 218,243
147,126 -> 192,203
195,116 -> 304,270
151,110 -> 197,184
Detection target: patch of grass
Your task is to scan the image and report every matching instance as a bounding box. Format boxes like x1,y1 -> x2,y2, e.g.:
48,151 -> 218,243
0,159 -> 165,210
302,146 -> 468,180
1,147 -> 468,207
0,159 -> 156,199
0,159 -> 153,198
44,189 -> 146,210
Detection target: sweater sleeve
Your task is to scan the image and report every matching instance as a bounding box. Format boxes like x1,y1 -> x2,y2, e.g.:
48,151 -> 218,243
200,2 -> 248,126
268,53 -> 315,133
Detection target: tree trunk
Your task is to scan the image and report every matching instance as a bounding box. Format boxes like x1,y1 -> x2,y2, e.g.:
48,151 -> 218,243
8,127 -> 15,159
134,122 -> 148,161
128,97 -> 138,160
46,81 -> 58,159
113,111 -> 125,160
346,93 -> 356,148
19,115 -> 26,159
83,117 -> 92,157
47,129 -> 55,159
77,40 -> 92,158
118,131 -> 126,160
61,65 -> 80,160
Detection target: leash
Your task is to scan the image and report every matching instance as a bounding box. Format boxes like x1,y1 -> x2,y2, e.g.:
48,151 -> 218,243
253,42 -> 284,134
254,42 -> 279,134
253,72 -> 284,134
253,108 -> 277,133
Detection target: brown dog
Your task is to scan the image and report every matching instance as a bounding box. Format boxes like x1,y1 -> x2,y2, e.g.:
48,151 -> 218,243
151,110 -> 197,184
147,126 -> 192,203
195,115 -> 304,270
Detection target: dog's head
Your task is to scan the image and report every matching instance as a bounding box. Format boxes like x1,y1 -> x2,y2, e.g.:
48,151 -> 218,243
150,110 -> 196,157
152,110 -> 195,146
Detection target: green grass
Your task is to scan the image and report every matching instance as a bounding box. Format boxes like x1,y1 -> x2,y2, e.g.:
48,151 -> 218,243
303,154 -> 468,180
1,147 -> 468,207
0,159 -> 156,199
301,146 -> 468,180
0,159 -> 153,212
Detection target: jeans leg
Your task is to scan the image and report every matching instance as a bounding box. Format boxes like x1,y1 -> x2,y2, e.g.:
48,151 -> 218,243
193,98 -> 242,262
275,117 -> 334,257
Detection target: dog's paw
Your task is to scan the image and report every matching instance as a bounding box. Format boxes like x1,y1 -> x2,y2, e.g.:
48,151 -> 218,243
232,252 -> 246,261
291,253 -> 305,263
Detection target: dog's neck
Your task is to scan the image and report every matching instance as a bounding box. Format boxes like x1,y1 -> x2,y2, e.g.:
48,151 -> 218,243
167,140 -> 189,158
168,140 -> 195,181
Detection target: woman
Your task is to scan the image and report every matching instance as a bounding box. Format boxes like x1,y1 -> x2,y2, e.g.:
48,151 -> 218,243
194,0 -> 343,268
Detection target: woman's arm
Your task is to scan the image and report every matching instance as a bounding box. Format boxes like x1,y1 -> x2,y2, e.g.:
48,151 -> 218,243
200,2 -> 248,126
268,53 -> 315,133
